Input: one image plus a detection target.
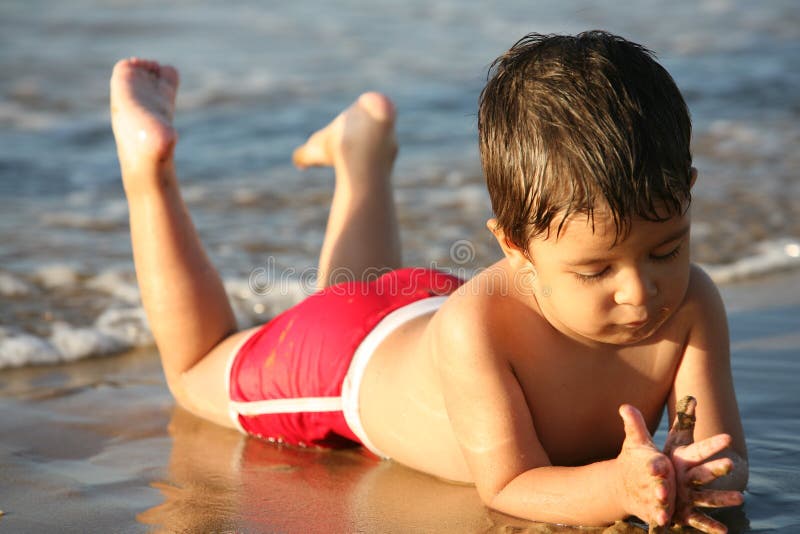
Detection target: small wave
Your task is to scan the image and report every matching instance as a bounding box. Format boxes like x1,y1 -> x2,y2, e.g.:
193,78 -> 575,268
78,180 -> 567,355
703,237 -> 800,284
87,270 -> 141,305
0,270 -> 307,370
41,203 -> 128,232
0,271 -> 35,297
701,119 -> 791,164
226,276 -> 307,328
94,307 -> 153,346
0,306 -> 150,370
34,264 -> 82,289
2,235 -> 799,370
0,101 -> 61,131
50,321 -> 129,362
0,327 -> 61,367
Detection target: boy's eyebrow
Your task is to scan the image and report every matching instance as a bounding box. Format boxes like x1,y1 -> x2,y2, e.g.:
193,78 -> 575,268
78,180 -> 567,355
653,224 -> 691,247
564,225 -> 690,266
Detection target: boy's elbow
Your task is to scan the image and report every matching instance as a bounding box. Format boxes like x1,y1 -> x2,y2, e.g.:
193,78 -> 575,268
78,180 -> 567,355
708,453 -> 749,492
481,489 -> 506,514
475,475 -> 518,513
730,455 -> 749,492
477,485 -> 500,509
729,450 -> 749,491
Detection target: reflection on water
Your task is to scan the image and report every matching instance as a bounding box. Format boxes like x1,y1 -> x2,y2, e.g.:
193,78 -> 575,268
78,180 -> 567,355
141,406 -> 648,533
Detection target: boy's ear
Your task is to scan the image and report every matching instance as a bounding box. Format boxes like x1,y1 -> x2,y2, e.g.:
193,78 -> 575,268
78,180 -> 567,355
486,218 -> 530,270
690,166 -> 698,189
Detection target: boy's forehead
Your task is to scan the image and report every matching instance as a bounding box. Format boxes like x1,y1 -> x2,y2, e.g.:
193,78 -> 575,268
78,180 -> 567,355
537,206 -> 688,251
554,210 -> 618,246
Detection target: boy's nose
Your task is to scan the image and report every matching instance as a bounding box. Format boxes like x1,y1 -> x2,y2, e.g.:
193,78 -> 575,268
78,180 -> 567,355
613,268 -> 657,307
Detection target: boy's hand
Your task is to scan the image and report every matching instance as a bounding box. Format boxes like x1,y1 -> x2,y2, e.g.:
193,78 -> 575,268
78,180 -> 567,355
662,396 -> 745,534
614,404 -> 675,528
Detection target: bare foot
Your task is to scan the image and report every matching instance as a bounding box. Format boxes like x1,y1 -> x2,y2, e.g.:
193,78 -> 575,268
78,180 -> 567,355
110,58 -> 179,189
292,92 -> 398,183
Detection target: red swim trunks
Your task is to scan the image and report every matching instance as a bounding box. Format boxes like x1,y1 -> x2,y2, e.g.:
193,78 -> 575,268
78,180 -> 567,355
226,267 -> 464,451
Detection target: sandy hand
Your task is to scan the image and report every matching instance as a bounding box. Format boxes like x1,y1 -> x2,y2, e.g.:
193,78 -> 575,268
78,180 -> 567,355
614,404 -> 675,529
660,396 -> 744,534
110,58 -> 180,184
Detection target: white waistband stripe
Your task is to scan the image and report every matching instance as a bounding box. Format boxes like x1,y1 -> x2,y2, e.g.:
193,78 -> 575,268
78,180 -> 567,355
231,396 -> 343,416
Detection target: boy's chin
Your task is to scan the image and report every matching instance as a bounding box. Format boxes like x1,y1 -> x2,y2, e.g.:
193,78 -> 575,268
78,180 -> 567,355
575,321 -> 662,346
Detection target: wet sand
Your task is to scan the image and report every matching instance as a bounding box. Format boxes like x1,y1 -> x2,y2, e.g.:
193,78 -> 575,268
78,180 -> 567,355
0,349 -> 642,533
2,270 -> 799,533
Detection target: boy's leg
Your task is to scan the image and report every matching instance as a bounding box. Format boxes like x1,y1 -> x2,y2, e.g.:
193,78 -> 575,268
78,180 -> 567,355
110,58 -> 237,393
293,92 -> 402,290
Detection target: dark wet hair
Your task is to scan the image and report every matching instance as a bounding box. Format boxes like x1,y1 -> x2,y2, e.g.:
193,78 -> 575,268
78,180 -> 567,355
478,30 -> 692,251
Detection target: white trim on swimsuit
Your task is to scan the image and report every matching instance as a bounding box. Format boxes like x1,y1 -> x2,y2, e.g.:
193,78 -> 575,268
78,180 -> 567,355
226,295 -> 449,459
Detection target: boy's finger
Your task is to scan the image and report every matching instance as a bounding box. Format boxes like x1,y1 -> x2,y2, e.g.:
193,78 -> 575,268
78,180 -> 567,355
619,404 -> 653,446
663,396 -> 696,455
687,458 -> 734,486
692,489 -> 744,508
675,434 -> 732,466
686,511 -> 728,534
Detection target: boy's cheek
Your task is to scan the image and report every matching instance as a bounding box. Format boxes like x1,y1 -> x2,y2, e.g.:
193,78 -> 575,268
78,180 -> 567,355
549,283 -> 608,318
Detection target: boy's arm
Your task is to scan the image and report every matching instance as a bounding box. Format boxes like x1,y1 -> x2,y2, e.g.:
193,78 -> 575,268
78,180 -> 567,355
668,266 -> 748,490
431,298 -> 668,526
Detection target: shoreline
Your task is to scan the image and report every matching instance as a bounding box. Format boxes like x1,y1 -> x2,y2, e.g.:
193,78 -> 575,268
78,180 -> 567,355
0,269 -> 798,532
3,257 -> 799,371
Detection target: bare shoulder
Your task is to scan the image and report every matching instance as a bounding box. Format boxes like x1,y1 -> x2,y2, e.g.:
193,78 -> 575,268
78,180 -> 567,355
679,263 -> 726,326
428,277 -> 496,366
428,261 -> 537,367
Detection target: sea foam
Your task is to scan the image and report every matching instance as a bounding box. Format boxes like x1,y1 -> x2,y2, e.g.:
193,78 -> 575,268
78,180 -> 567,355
2,245 -> 800,370
0,271 -> 35,297
703,237 -> 800,284
0,327 -> 61,368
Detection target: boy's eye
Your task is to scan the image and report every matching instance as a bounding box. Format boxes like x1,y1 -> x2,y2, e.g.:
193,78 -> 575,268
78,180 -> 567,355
651,243 -> 683,262
574,266 -> 610,284
572,243 -> 683,284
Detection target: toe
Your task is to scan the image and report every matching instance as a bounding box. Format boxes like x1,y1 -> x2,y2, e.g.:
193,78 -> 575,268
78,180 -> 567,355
159,65 -> 180,87
129,57 -> 160,72
112,58 -> 136,77
112,58 -> 157,82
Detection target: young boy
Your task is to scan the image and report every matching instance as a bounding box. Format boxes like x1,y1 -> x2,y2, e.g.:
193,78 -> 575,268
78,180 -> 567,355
110,31 -> 747,532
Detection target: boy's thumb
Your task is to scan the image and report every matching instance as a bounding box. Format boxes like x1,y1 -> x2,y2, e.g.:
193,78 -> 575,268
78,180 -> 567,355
663,395 -> 697,455
619,404 -> 652,446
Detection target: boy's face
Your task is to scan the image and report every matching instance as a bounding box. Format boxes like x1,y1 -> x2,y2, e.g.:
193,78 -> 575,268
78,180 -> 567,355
524,206 -> 692,346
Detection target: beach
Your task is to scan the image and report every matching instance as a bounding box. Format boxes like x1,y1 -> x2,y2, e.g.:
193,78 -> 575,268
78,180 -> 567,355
1,0 -> 799,531
1,269 -> 798,533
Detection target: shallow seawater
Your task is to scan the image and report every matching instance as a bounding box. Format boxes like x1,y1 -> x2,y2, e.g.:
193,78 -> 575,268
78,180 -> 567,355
1,2 -> 799,527
1,0 -> 799,367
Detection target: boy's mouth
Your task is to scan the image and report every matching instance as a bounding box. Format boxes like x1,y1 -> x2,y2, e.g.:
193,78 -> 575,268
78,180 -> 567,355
624,320 -> 647,328
621,312 -> 650,328
621,306 -> 670,332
